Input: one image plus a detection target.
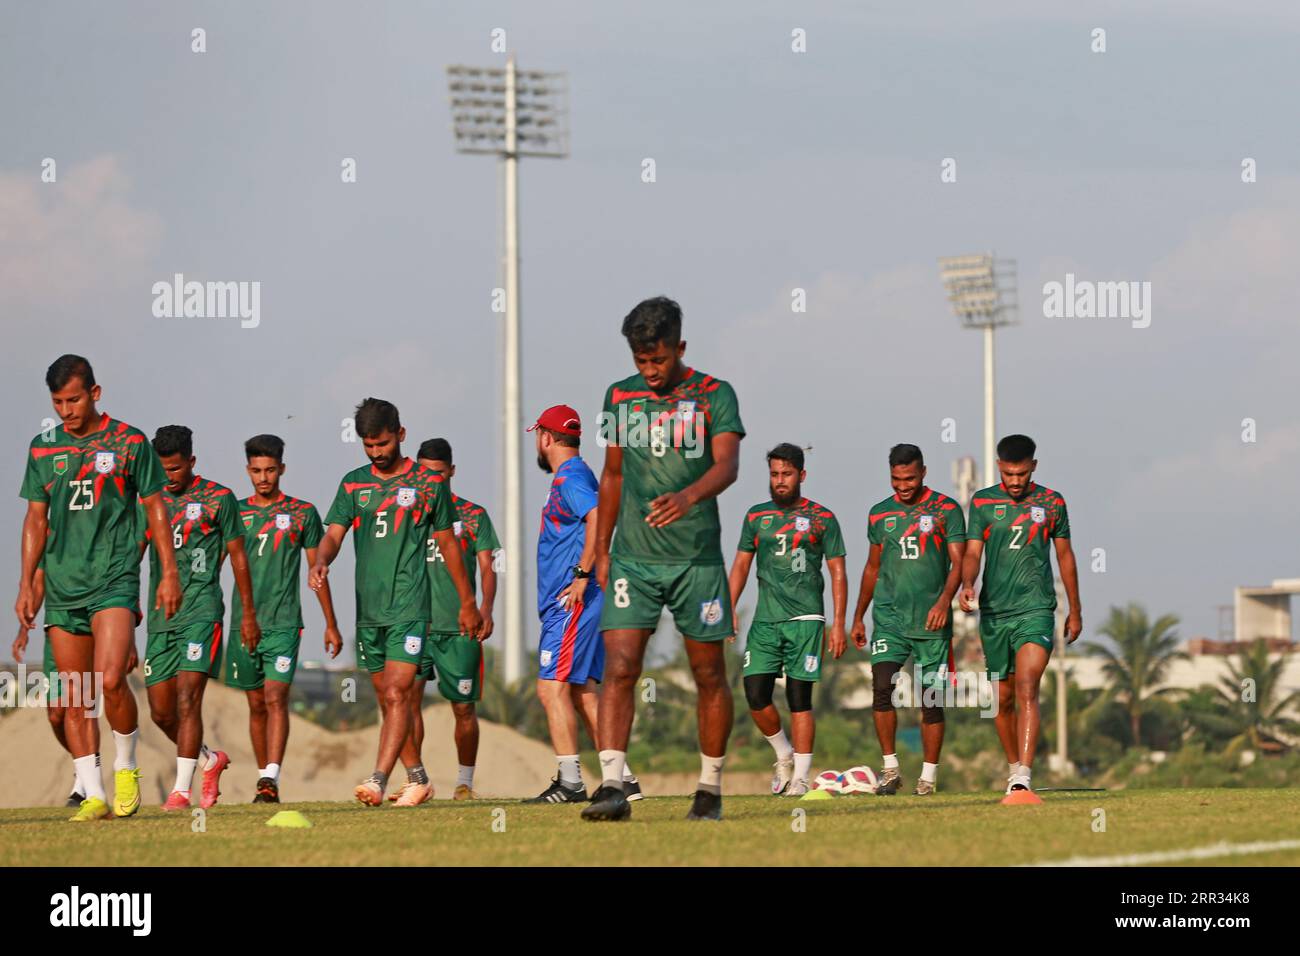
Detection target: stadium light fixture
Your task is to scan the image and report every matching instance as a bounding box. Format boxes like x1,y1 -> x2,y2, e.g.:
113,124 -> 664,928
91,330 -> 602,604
448,56 -> 569,685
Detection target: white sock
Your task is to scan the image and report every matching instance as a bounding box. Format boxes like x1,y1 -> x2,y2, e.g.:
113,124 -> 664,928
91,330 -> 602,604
921,761 -> 938,784
174,757 -> 198,794
112,729 -> 138,772
1008,761 -> 1022,778
622,764 -> 638,783
200,744 -> 218,772
69,769 -> 83,797
793,752 -> 813,783
258,767 -> 269,780
698,752 -> 725,794
266,763 -> 281,782
557,755 -> 582,787
598,749 -> 627,789
883,752 -> 900,770
456,765 -> 475,788
1019,765 -> 1032,784
765,729 -> 794,761
74,754 -> 105,802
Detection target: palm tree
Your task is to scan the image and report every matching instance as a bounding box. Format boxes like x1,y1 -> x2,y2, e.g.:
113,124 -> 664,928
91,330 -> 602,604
1211,640 -> 1300,754
1083,603 -> 1187,748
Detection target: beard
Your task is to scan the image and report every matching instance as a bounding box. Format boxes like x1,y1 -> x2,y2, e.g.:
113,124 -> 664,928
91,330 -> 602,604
537,453 -> 552,474
772,485 -> 800,508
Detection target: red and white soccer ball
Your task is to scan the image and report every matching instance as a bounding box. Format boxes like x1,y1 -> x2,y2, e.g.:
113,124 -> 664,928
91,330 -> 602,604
840,766 -> 878,795
813,770 -> 845,793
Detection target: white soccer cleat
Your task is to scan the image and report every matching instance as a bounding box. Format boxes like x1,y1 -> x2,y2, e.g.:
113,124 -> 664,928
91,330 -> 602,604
771,758 -> 795,795
782,777 -> 810,797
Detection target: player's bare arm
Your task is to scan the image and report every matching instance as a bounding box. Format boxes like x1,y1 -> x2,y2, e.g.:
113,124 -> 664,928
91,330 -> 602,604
594,442 -> 623,590
11,566 -> 44,661
725,548 -> 755,643
15,500 -> 50,629
958,538 -> 984,612
303,545 -> 344,658
645,430 -> 741,528
826,554 -> 848,658
849,542 -> 883,649
225,535 -> 261,650
1054,536 -> 1083,643
431,525 -> 484,639
926,540 -> 966,631
141,491 -> 182,618
556,506 -> 597,612
309,523 -> 348,590
476,547 -> 497,639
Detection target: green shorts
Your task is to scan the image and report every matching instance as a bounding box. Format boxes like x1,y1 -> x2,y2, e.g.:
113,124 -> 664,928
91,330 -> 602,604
598,556 -> 733,641
225,627 -> 303,690
418,629 -> 484,702
42,638 -> 65,704
742,619 -> 825,681
869,630 -> 953,689
144,621 -> 224,686
356,620 -> 428,673
979,612 -> 1055,681
44,583 -> 140,636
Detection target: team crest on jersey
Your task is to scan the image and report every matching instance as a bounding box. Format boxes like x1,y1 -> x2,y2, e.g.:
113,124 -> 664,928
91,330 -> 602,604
396,487 -> 416,508
1030,506 -> 1046,524
919,515 -> 934,534
453,520 -> 463,536
884,516 -> 897,533
994,504 -> 1007,520
185,502 -> 203,521
699,599 -> 723,626
52,454 -> 68,476
358,489 -> 372,508
94,452 -> 115,474
760,515 -> 773,529
242,515 -> 254,529
676,400 -> 696,422
795,516 -> 810,532
275,513 -> 291,530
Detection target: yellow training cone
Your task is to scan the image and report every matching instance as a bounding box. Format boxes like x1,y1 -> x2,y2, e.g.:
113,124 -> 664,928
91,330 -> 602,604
266,810 -> 313,828
800,789 -> 833,802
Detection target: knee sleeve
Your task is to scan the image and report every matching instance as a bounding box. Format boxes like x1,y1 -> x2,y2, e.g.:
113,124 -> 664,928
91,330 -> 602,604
785,678 -> 814,713
872,661 -> 902,711
743,673 -> 776,711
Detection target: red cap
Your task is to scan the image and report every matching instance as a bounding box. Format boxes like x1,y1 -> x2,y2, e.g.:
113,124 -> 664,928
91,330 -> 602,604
526,404 -> 581,437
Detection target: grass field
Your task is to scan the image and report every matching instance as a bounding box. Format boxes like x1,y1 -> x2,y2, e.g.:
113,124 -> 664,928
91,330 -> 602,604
4,789 -> 1299,867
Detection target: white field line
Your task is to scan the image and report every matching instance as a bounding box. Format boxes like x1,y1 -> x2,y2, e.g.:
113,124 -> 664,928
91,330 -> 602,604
1027,838 -> 1300,867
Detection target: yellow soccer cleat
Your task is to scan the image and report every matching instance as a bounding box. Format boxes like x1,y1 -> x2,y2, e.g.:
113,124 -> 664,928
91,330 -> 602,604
113,768 -> 142,818
452,784 -> 478,801
69,797 -> 111,822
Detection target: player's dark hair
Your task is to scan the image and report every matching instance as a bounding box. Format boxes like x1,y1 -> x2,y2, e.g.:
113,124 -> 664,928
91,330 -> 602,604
245,434 -> 285,462
354,398 -> 400,439
46,354 -> 95,392
542,427 -> 579,449
153,425 -> 193,459
418,438 -> 453,464
766,443 -> 804,472
889,443 -> 924,468
997,434 -> 1036,463
621,296 -> 682,352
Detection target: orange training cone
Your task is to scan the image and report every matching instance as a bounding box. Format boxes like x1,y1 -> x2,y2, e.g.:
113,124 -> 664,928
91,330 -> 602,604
1000,789 -> 1044,806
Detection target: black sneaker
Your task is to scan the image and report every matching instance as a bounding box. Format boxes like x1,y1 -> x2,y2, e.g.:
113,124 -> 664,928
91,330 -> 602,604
581,784 -> 632,822
622,777 -> 644,802
65,792 -> 85,809
253,777 -> 280,804
686,789 -> 722,821
529,776 -> 588,804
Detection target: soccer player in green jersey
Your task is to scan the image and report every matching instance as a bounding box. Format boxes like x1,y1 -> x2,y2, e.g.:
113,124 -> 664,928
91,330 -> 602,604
728,444 -> 847,797
15,355 -> 182,822
310,399 -> 483,806
376,437 -> 500,805
586,297 -> 744,823
850,444 -> 966,796
227,434 -> 343,803
143,425 -> 259,810
959,434 -> 1082,795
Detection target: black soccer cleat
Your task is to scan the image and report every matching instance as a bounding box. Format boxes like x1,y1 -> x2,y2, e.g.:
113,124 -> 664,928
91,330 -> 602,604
65,792 -> 86,809
622,777 -> 644,802
685,789 -> 722,821
253,777 -> 280,804
529,776 -> 588,804
581,784 -> 632,822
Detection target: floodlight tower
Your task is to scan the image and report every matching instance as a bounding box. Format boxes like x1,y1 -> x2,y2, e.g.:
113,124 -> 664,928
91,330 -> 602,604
447,56 -> 569,684
937,254 -> 1018,487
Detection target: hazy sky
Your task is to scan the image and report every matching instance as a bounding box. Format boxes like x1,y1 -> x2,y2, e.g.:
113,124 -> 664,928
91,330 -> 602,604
4,1 -> 1299,668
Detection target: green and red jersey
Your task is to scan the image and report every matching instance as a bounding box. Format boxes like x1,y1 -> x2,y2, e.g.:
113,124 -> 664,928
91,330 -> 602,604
19,414 -> 165,610
737,498 -> 845,623
144,476 -> 243,633
232,493 -> 324,630
325,458 -> 453,627
426,494 -> 499,632
967,482 -> 1070,617
601,367 -> 744,566
868,488 -> 966,638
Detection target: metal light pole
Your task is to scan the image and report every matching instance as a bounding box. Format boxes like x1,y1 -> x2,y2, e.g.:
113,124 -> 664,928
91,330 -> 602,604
448,57 -> 569,684
938,254 -> 1017,487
